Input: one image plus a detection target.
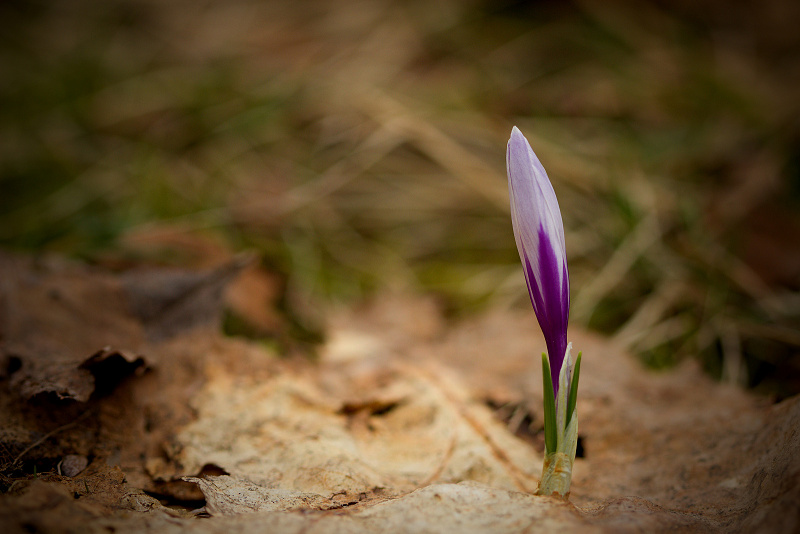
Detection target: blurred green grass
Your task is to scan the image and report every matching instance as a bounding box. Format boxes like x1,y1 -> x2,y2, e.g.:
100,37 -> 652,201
1,0 -> 799,397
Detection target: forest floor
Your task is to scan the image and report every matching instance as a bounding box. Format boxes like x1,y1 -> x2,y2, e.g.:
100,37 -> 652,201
1,250 -> 798,533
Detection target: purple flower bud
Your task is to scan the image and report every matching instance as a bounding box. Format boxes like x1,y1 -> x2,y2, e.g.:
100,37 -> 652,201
506,126 -> 570,394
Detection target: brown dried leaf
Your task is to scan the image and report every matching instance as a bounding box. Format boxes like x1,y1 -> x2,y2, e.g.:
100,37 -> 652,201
174,362 -> 541,504
117,225 -> 285,335
0,254 -> 147,401
185,475 -> 338,514
0,252 -> 246,401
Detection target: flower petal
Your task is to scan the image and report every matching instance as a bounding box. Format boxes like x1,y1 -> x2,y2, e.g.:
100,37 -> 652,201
507,127 -> 570,392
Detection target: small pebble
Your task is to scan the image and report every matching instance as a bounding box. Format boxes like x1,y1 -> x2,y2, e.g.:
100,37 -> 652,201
60,455 -> 88,477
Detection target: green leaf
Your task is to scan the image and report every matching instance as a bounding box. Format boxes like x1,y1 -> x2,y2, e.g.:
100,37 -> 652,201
542,353 -> 557,455
566,351 -> 582,428
565,411 -> 579,464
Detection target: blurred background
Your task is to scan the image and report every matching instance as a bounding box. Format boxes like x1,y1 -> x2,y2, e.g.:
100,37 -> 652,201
1,0 -> 799,398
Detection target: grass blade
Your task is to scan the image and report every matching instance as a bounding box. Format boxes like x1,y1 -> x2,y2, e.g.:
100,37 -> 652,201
542,353 -> 557,455
566,351 -> 582,428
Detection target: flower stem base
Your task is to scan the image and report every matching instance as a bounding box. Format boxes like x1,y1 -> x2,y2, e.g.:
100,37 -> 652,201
537,345 -> 581,499
537,452 -> 572,497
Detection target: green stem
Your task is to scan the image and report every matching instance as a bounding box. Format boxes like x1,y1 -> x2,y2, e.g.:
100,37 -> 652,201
541,353 -> 557,455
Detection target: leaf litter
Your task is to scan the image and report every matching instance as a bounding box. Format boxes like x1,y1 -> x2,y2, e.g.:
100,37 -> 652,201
0,253 -> 798,533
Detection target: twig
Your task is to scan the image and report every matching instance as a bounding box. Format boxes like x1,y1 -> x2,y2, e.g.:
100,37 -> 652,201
5,410 -> 93,471
572,214 -> 662,321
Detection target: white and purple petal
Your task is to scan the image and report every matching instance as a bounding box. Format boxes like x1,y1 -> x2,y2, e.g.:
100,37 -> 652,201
507,126 -> 570,392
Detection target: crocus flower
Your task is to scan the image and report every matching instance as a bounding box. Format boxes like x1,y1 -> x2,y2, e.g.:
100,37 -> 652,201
506,126 -> 570,395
